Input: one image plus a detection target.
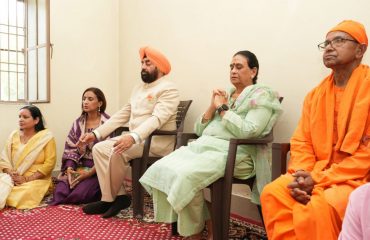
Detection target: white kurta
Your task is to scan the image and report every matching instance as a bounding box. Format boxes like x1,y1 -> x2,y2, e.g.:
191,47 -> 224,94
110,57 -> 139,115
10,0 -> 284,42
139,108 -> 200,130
93,76 -> 180,201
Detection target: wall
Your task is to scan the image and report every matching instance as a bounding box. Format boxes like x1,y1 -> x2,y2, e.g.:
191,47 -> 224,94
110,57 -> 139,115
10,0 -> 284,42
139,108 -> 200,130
0,0 -> 119,169
0,0 -> 369,224
117,1 -> 370,220
1,0 -> 368,167
118,0 -> 370,142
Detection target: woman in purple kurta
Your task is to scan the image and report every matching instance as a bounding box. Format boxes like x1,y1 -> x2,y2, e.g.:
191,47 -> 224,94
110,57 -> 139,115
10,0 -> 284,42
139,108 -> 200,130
50,88 -> 110,205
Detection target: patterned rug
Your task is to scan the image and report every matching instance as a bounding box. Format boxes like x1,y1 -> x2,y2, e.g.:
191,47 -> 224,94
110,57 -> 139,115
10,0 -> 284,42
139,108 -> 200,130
0,194 -> 267,240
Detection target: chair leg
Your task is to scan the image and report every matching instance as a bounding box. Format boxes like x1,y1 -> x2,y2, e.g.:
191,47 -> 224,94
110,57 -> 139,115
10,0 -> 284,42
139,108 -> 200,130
221,180 -> 233,240
209,178 -> 233,240
131,159 -> 144,218
171,222 -> 179,235
210,179 -> 225,240
257,204 -> 265,228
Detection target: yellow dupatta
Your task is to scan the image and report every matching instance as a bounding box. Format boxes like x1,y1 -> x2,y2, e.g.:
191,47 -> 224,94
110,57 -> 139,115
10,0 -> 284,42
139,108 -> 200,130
0,129 -> 53,175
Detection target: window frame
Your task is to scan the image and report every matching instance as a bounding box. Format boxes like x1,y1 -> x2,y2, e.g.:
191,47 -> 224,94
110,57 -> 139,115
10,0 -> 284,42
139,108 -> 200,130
0,0 -> 51,104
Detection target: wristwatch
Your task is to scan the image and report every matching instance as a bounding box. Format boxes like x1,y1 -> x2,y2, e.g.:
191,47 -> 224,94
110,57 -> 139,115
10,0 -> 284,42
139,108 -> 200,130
217,104 -> 229,114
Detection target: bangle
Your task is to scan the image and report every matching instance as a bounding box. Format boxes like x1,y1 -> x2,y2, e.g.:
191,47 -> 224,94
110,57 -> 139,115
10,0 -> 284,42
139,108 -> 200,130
201,117 -> 210,123
91,131 -> 97,139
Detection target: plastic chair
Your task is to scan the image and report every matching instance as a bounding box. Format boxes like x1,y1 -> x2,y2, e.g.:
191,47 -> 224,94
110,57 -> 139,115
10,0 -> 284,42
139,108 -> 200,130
172,131 -> 275,239
172,98 -> 284,239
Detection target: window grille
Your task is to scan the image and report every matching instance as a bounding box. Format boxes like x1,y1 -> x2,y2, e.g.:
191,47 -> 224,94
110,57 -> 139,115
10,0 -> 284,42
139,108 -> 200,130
0,0 -> 51,103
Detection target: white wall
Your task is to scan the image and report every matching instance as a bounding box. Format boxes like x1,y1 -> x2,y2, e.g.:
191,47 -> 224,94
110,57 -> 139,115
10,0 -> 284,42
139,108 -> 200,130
116,0 -> 370,220
118,0 -> 370,143
1,0 -> 369,168
0,0 -> 119,169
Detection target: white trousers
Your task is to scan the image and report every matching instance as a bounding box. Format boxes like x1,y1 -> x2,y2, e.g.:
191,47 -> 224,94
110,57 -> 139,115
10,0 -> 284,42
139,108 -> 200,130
93,136 -> 160,202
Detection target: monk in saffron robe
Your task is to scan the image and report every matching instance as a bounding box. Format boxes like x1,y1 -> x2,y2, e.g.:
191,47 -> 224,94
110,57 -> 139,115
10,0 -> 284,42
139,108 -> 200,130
261,20 -> 370,240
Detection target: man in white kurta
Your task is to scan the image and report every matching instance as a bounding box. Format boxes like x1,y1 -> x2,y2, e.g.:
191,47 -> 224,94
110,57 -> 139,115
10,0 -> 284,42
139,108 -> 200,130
79,46 -> 180,218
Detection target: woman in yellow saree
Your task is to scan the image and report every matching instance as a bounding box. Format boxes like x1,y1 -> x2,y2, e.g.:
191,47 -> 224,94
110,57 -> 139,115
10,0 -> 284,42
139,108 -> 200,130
0,105 -> 56,209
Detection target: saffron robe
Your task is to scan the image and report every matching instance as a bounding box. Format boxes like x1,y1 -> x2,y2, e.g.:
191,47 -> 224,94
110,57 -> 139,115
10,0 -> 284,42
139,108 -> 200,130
261,64 -> 370,240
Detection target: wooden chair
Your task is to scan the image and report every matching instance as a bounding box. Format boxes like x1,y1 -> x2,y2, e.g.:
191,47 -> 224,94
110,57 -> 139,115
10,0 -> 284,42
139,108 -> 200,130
112,100 -> 193,218
172,131 -> 275,239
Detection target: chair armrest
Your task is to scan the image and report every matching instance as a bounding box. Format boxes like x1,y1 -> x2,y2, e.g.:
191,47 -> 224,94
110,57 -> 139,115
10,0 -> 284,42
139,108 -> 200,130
144,130 -> 179,152
224,132 -> 274,187
141,129 -> 184,158
229,132 -> 274,145
178,132 -> 199,143
174,132 -> 199,148
112,127 -> 129,137
149,129 -> 178,136
176,131 -> 273,147
113,127 -> 178,138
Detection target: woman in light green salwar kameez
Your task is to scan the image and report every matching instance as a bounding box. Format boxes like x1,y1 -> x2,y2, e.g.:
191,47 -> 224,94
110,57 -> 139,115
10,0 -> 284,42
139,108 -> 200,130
140,50 -> 282,239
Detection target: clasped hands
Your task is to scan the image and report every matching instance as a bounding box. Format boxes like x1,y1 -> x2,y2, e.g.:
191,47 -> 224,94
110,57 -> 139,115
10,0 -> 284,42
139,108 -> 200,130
11,172 -> 26,186
66,167 -> 91,189
211,89 -> 228,109
4,169 -> 26,185
287,170 -> 315,205
202,89 -> 229,123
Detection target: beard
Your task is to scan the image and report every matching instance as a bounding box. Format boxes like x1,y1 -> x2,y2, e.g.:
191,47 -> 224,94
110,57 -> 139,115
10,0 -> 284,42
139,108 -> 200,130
141,68 -> 159,83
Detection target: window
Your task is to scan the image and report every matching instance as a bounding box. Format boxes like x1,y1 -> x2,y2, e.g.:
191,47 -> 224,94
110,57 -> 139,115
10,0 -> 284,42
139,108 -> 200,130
0,0 -> 51,103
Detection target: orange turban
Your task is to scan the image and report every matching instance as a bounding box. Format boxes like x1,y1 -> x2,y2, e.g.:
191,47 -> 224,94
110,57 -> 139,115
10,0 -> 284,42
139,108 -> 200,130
328,20 -> 368,46
139,46 -> 171,75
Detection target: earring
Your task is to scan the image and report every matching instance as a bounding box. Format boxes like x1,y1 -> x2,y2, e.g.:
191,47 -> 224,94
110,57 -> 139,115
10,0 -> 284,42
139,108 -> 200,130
98,106 -> 101,112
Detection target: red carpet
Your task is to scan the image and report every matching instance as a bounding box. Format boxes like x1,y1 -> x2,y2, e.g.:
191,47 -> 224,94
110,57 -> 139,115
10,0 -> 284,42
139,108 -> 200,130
0,194 -> 266,240
0,205 -> 181,240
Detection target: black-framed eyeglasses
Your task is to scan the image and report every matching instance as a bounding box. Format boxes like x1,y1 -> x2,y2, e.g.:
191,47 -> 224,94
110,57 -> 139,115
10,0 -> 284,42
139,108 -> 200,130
317,37 -> 358,51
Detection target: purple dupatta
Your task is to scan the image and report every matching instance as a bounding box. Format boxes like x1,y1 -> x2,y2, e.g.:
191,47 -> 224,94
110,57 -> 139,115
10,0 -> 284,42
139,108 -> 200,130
61,112 -> 110,171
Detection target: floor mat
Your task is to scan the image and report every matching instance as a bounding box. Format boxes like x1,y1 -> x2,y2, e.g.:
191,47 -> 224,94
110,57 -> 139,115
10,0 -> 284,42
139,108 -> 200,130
0,194 -> 267,239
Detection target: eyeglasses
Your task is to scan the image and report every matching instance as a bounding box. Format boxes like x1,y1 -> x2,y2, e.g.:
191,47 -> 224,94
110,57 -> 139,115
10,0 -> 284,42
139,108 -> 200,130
317,37 -> 358,51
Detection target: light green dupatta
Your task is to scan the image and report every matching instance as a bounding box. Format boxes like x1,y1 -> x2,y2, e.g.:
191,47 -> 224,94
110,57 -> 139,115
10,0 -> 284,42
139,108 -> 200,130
230,84 -> 282,204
